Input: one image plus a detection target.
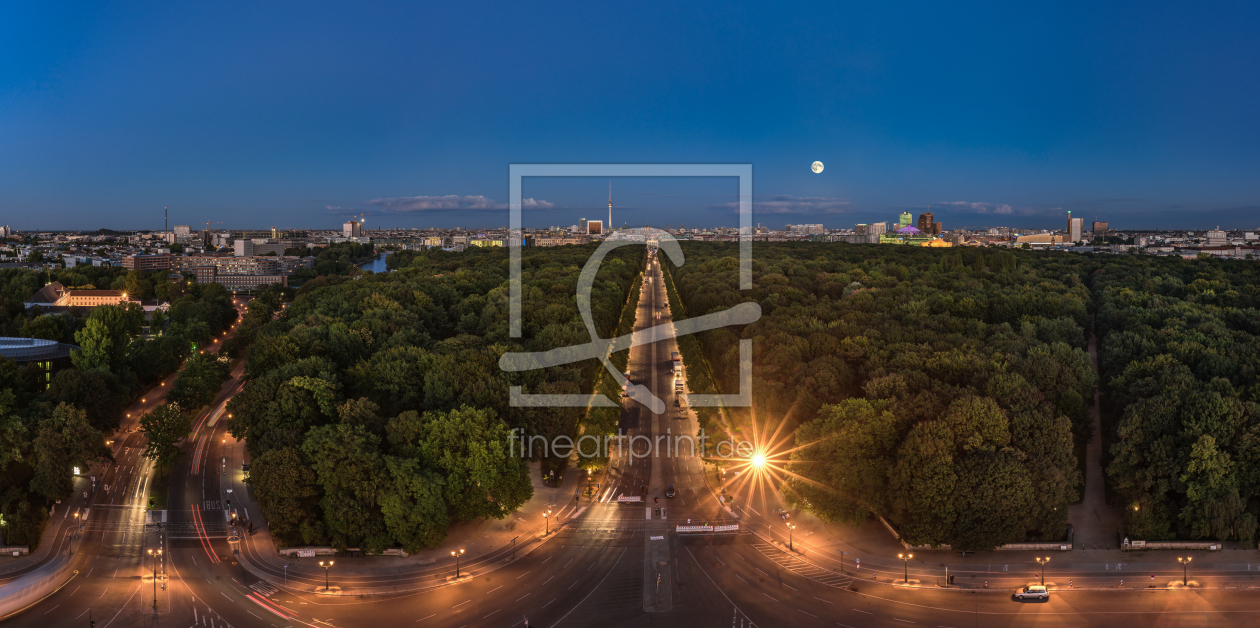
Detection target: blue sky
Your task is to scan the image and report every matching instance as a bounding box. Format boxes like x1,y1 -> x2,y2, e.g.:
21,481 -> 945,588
1,1 -> 1258,231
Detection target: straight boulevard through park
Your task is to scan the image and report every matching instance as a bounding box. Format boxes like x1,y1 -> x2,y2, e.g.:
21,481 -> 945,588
9,254 -> 1260,628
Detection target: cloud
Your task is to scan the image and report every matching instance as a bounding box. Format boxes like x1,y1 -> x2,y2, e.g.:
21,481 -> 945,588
932,201 -> 1060,217
367,195 -> 554,213
711,195 -> 853,215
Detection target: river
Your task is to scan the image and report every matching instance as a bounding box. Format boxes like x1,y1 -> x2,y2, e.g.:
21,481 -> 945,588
360,250 -> 392,274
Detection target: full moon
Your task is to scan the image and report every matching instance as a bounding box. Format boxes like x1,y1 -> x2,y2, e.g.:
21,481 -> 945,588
811,161 -> 824,173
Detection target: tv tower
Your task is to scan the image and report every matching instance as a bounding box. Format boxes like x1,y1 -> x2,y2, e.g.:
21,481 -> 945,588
607,182 -> 613,233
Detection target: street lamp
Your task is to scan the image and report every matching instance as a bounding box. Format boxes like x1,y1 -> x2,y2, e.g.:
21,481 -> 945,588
1178,556 -> 1192,586
787,523 -> 796,551
74,512 -> 80,535
544,509 -> 552,535
451,548 -> 465,578
587,468 -> 592,501
319,560 -> 333,591
898,552 -> 913,583
1035,556 -> 1050,585
147,548 -> 162,609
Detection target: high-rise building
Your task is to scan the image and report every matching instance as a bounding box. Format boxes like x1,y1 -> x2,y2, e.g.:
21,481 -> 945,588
343,221 -> 362,238
607,183 -> 613,233
587,220 -> 603,235
917,212 -> 935,234
579,217 -> 588,233
899,212 -> 913,228
1067,212 -> 1084,243
868,222 -> 888,236
933,222 -> 943,235
1092,221 -> 1109,237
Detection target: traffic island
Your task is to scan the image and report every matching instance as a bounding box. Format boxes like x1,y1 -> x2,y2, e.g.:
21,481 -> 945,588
314,586 -> 343,595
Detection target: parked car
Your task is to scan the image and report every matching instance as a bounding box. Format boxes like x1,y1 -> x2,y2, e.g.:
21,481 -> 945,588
1014,585 -> 1048,601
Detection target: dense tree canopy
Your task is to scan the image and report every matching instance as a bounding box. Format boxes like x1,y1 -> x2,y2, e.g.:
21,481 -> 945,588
231,245 -> 642,550
1096,255 -> 1260,545
664,243 -> 1091,549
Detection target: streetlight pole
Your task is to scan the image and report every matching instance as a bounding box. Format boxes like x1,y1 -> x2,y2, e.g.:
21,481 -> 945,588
544,509 -> 551,536
319,560 -> 333,591
1179,556 -> 1191,586
148,548 -> 161,609
898,552 -> 913,583
787,523 -> 795,551
451,548 -> 465,578
1036,556 -> 1050,585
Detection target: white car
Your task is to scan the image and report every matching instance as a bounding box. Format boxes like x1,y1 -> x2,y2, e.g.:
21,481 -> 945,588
1015,585 -> 1048,600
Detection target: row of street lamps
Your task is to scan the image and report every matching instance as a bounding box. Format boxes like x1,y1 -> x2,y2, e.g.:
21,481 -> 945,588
885,553 -> 1195,586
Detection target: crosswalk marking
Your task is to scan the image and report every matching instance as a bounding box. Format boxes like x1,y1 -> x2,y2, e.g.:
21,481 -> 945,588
250,581 -> 279,597
751,542 -> 854,589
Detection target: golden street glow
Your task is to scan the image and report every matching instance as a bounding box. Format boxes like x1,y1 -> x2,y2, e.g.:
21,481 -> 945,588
751,453 -> 766,467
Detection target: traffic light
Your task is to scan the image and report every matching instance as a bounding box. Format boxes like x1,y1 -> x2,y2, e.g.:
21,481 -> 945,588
654,497 -> 659,503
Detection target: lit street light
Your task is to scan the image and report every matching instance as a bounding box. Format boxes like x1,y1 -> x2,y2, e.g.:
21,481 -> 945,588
1035,556 -> 1050,585
1179,556 -> 1192,586
544,509 -> 552,535
451,548 -> 465,578
147,548 -> 162,609
319,560 -> 334,591
787,523 -> 796,551
898,552 -> 914,583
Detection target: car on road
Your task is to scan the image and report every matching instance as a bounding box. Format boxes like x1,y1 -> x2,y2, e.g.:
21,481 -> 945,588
1014,585 -> 1049,601
666,484 -> 675,498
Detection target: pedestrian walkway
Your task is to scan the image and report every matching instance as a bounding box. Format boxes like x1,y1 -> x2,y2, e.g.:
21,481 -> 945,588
1067,325 -> 1122,551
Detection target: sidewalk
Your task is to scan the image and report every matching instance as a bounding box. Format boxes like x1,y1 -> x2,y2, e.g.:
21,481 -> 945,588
1066,326 -> 1123,550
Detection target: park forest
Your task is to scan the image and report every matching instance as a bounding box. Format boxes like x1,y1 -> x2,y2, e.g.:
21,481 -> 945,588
227,245 -> 643,553
662,243 -> 1260,551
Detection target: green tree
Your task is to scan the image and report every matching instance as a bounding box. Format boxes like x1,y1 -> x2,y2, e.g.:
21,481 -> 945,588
416,406 -> 532,521
247,447 -> 324,545
379,456 -> 449,552
44,369 -> 121,433
302,422 -> 391,552
30,403 -> 110,501
139,404 -> 191,472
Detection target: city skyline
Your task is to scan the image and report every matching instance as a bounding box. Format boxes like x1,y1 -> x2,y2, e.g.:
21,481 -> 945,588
2,3 -> 1258,231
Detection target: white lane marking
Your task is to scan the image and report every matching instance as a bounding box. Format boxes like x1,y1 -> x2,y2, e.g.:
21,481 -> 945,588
414,614 -> 435,622
813,596 -> 834,604
852,609 -> 873,614
516,571 -> 531,579
797,609 -> 817,618
763,592 -> 779,602
487,585 -> 502,594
